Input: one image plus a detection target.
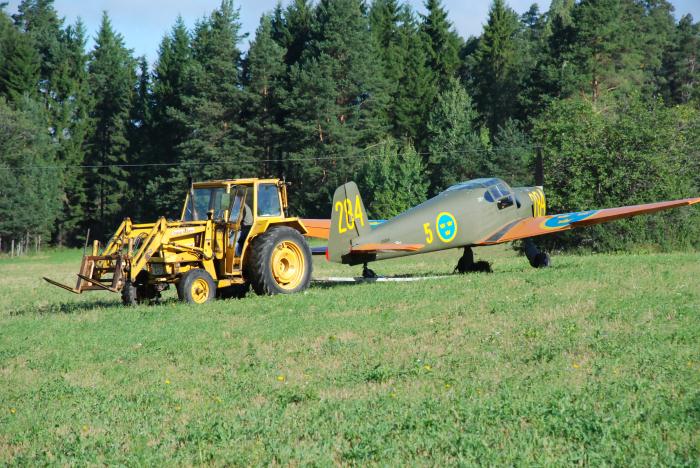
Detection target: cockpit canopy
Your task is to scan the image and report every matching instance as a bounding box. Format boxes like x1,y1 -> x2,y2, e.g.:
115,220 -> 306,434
445,178 -> 516,207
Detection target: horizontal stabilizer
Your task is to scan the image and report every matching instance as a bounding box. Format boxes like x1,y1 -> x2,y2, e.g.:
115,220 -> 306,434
302,219 -> 384,240
311,246 -> 327,256
350,243 -> 424,253
477,197 -> 700,245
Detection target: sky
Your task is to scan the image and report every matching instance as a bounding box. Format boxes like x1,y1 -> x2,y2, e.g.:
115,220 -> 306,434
5,0 -> 700,64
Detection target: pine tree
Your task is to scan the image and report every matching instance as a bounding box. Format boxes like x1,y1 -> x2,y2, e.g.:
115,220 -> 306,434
84,12 -> 136,238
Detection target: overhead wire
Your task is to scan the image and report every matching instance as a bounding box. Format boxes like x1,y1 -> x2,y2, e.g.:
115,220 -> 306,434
0,145 -> 543,173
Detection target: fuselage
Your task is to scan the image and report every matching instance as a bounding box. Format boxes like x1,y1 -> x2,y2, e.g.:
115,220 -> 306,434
349,178 -> 545,263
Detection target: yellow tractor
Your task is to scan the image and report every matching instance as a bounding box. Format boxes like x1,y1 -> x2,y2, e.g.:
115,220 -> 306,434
44,178 -> 322,305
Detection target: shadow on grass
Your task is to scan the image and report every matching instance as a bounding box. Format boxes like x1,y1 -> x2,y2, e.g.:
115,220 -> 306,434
310,271 -> 468,289
9,297 -> 182,316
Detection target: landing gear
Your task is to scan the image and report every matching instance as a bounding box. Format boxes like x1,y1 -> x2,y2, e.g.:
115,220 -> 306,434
362,263 -> 377,279
454,247 -> 492,274
523,239 -> 550,268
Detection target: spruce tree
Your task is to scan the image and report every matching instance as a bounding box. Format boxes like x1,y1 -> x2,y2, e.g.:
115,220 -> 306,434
394,6 -> 435,145
84,12 -> 136,238
173,0 -> 250,186
420,0 -> 461,88
282,0 -> 390,215
51,19 -> 92,244
661,14 -> 700,105
0,26 -> 40,101
471,0 -> 521,133
146,16 -> 195,216
244,14 -> 286,177
271,0 -> 314,67
0,97 -> 61,242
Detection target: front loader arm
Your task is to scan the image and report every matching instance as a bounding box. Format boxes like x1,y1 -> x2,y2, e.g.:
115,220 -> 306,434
129,217 -> 169,282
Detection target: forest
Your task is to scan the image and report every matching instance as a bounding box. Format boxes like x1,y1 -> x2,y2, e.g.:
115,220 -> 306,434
0,0 -> 699,251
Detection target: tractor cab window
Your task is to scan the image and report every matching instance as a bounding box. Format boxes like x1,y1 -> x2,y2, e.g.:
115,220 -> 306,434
183,187 -> 230,221
229,186 -> 250,223
258,184 -> 282,217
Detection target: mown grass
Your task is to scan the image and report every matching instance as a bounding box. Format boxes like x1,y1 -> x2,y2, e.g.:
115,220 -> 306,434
0,247 -> 698,465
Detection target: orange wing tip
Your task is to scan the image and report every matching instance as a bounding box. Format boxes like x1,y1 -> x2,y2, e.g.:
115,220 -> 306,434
350,243 -> 424,253
300,218 -> 331,239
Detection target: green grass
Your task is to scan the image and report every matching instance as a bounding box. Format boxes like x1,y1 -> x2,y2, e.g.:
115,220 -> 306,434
1,247 -> 699,465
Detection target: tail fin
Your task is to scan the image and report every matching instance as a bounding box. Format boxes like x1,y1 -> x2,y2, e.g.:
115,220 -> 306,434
328,181 -> 371,262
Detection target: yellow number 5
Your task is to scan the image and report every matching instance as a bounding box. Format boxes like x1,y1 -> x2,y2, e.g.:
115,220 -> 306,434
423,223 -> 433,244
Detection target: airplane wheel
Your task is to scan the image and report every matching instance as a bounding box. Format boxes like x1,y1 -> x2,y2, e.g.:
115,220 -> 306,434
362,264 -> 377,278
530,252 -> 550,268
178,269 -> 216,304
248,227 -> 312,295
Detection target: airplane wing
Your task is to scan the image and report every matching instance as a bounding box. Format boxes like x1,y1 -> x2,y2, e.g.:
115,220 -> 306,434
349,243 -> 424,254
477,197 -> 700,245
301,219 -> 331,239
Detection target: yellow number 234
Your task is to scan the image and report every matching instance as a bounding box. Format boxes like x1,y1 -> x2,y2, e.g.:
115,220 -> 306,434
335,195 -> 366,234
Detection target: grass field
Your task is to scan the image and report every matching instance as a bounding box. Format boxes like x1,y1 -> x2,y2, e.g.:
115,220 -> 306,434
1,247 -> 699,465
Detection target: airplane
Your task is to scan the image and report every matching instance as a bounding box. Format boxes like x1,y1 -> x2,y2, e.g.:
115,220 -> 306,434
301,178 -> 700,278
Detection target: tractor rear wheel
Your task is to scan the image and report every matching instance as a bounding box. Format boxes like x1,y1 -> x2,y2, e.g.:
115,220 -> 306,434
177,269 -> 216,304
248,226 -> 312,295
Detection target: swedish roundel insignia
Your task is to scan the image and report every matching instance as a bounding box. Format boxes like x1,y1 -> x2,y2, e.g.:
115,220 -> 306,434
436,212 -> 458,243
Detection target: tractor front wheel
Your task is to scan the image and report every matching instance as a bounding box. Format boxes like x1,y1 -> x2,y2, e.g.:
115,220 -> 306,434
177,269 -> 216,304
248,227 -> 312,295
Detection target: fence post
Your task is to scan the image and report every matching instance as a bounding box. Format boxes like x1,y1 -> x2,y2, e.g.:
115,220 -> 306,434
11,239 -> 15,257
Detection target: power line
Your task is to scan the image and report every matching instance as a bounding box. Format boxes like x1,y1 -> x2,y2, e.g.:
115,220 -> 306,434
0,145 -> 543,172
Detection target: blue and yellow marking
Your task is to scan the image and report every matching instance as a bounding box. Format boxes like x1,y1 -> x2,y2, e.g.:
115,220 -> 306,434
436,212 -> 458,242
541,210 -> 599,230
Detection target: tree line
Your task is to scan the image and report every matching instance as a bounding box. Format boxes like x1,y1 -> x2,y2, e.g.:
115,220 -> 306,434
0,0 -> 698,251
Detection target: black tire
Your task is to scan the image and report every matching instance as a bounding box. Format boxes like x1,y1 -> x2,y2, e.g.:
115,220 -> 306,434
121,272 -> 158,306
121,281 -> 139,306
247,227 -> 312,295
531,252 -> 551,268
177,269 -> 216,304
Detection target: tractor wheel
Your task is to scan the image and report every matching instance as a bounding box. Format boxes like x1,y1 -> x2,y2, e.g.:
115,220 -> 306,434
248,226 -> 312,295
121,273 -> 157,306
177,269 -> 216,304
